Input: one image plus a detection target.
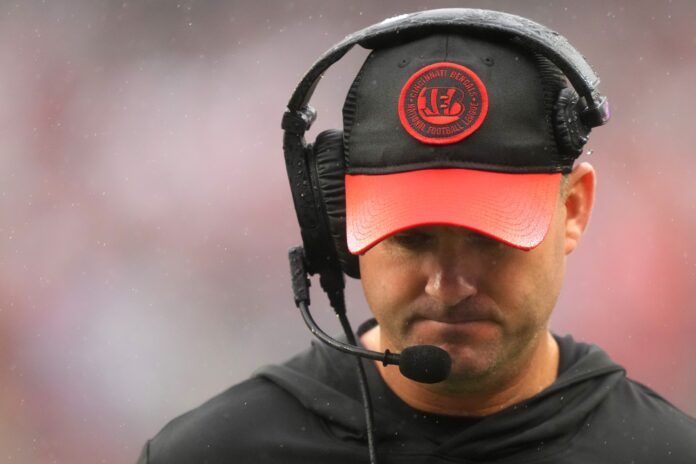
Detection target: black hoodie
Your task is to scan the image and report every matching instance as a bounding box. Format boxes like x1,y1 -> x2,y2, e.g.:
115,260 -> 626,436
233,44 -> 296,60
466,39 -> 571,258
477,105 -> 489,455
138,322 -> 696,463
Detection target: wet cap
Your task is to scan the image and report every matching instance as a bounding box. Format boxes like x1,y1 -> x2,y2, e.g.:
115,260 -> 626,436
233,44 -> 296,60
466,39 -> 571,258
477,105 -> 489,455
343,33 -> 566,254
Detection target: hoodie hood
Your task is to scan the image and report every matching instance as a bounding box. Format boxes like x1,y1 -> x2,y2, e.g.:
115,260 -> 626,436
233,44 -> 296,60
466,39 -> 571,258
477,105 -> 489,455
255,323 -> 626,462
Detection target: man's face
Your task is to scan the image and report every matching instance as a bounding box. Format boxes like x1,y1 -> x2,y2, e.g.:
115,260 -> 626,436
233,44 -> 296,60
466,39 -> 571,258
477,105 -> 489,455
359,196 -> 568,387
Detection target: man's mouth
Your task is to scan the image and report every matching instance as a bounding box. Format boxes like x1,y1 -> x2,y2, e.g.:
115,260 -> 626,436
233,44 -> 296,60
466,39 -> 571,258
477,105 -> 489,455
417,300 -> 501,325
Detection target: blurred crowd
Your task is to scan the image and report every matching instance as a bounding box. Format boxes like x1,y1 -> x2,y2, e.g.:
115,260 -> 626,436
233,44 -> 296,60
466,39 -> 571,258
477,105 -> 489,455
0,1 -> 693,462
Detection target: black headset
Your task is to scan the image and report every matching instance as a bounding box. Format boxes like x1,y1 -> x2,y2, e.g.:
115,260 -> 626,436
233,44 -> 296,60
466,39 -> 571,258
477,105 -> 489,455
282,7 -> 610,282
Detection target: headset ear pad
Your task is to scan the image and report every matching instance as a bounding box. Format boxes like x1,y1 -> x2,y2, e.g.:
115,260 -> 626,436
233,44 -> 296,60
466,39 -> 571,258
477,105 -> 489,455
554,87 -> 591,163
312,129 -> 360,278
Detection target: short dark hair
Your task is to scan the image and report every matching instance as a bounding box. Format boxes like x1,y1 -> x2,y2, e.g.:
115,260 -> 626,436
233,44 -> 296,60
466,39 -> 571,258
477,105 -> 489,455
560,173 -> 570,200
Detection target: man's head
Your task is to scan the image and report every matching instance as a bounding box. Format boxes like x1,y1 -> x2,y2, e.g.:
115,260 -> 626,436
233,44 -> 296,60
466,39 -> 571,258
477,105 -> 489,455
341,31 -> 598,387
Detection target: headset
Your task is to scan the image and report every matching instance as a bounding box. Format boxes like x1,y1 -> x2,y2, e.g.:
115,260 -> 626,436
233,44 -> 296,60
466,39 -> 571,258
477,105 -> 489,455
282,8 -> 609,283
281,9 -> 610,464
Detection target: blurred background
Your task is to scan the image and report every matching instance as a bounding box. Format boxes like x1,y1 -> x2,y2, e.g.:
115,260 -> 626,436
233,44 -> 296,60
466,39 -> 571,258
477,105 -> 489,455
0,0 -> 694,462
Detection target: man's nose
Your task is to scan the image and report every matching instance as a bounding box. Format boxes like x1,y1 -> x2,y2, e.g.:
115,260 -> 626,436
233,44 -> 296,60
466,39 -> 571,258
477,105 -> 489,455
423,253 -> 478,307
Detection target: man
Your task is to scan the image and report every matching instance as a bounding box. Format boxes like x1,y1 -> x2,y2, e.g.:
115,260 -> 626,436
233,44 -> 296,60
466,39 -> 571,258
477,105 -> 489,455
138,9 -> 695,463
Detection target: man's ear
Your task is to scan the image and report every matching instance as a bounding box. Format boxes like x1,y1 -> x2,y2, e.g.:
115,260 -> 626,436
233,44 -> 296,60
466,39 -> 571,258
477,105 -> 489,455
564,162 -> 596,255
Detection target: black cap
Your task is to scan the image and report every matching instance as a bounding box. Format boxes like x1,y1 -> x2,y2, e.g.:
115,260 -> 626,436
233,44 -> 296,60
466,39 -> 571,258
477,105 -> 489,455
342,32 -> 571,255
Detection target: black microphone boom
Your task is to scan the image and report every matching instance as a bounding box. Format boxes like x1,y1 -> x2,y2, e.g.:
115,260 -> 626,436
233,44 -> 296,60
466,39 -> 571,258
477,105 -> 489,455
289,247 -> 452,384
298,300 -> 451,383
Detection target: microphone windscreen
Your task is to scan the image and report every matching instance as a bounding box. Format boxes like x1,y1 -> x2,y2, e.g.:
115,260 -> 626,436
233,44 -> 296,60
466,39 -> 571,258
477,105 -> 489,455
398,345 -> 452,384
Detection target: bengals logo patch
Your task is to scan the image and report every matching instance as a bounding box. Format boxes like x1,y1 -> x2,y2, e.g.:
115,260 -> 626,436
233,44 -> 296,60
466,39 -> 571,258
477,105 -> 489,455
398,62 -> 488,145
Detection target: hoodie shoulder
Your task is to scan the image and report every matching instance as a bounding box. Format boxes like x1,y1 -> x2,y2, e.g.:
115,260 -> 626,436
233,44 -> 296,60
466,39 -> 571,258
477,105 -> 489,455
138,376 -> 324,464
549,334 -> 695,462
622,377 -> 695,440
571,373 -> 696,462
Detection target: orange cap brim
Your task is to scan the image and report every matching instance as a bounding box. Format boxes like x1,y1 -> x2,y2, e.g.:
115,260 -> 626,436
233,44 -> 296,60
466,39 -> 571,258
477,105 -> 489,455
345,169 -> 561,254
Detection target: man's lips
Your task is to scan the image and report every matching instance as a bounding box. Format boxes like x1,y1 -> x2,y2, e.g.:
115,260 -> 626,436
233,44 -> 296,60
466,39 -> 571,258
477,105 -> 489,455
413,300 -> 502,325
431,315 -> 495,324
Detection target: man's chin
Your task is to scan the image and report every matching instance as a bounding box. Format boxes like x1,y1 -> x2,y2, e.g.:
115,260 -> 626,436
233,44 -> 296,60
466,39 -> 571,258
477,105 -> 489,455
439,341 -> 504,381
401,322 -> 506,382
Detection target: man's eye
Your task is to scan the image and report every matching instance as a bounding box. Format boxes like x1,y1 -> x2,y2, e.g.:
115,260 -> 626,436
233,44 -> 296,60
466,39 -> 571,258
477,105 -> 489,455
468,233 -> 504,250
469,233 -> 496,245
390,231 -> 433,248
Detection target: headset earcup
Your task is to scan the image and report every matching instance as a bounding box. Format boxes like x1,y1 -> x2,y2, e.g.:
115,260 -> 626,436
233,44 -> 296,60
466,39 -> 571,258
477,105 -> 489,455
554,87 -> 591,166
312,129 -> 360,279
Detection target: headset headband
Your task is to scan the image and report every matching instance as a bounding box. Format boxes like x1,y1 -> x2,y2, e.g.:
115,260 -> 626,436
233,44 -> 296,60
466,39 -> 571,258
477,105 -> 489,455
283,8 -> 610,135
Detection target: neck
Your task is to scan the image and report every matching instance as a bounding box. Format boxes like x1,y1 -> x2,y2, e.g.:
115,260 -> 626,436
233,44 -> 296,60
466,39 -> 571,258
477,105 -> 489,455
361,326 -> 559,417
